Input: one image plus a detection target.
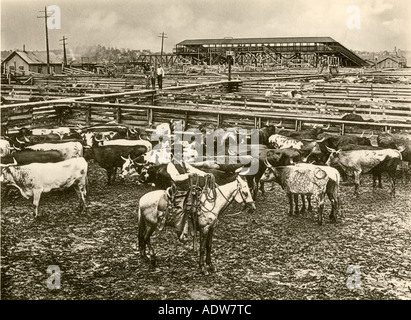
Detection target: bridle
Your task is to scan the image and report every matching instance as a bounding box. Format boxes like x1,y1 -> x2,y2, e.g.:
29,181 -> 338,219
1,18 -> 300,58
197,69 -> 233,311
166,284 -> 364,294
217,177 -> 254,206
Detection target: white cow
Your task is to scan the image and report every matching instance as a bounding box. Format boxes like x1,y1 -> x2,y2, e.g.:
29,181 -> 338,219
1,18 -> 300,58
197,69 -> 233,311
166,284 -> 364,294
0,157 -> 88,217
32,127 -> 71,136
27,141 -> 83,160
0,139 -> 11,157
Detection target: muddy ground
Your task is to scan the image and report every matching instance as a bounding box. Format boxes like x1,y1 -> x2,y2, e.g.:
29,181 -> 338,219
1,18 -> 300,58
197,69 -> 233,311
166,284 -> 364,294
1,162 -> 410,300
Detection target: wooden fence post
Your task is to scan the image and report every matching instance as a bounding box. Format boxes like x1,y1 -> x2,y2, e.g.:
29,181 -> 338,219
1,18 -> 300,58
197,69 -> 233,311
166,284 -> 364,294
86,104 -> 91,125
116,106 -> 121,123
147,108 -> 153,126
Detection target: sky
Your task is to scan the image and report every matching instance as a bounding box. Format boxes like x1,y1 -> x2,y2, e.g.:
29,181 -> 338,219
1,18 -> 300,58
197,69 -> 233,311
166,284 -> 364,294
1,0 -> 410,53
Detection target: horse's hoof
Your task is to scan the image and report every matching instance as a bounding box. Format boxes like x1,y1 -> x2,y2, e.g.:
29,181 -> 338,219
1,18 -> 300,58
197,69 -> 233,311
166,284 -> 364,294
200,266 -> 209,275
208,264 -> 216,273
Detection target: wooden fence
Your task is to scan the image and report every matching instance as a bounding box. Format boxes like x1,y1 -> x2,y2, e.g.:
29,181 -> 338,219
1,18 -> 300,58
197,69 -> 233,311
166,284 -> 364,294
1,79 -> 411,138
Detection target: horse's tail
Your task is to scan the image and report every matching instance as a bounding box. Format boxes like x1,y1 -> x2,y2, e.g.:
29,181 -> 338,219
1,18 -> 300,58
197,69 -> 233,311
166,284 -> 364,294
137,205 -> 145,251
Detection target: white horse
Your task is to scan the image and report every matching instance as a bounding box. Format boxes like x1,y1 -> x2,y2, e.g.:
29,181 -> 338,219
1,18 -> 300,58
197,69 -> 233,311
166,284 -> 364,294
136,170 -> 256,275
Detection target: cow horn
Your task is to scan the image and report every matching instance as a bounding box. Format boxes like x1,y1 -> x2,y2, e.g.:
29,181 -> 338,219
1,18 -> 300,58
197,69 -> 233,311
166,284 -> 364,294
275,121 -> 282,127
398,146 -> 405,153
130,128 -> 137,134
315,137 -> 326,143
24,136 -> 30,143
313,124 -> 317,129
324,124 -> 330,130
16,137 -> 25,144
121,156 -> 128,161
360,130 -> 365,138
7,145 -> 21,151
0,157 -> 18,167
326,146 -> 336,153
94,135 -> 105,142
369,131 -> 374,138
264,158 -> 273,168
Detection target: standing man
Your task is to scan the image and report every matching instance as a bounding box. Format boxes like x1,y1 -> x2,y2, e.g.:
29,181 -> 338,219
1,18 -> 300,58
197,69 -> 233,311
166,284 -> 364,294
150,66 -> 156,89
156,64 -> 165,90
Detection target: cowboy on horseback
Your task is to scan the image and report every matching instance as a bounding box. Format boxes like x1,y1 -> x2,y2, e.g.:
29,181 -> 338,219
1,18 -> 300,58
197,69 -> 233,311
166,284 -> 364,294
164,142 -> 211,243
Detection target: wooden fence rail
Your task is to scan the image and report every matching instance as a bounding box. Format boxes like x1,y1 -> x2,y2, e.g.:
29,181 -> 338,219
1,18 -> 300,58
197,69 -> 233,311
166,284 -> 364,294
2,80 -> 411,137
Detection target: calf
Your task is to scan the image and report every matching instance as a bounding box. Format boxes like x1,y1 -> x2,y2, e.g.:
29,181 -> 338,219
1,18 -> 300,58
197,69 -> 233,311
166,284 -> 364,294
0,157 -> 88,217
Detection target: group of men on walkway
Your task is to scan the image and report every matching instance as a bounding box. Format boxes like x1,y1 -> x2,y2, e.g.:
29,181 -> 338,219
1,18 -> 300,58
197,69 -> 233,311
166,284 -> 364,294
146,64 -> 165,90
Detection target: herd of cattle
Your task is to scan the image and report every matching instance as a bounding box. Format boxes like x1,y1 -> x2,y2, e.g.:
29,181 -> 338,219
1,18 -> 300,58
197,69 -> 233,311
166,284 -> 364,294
0,120 -> 410,224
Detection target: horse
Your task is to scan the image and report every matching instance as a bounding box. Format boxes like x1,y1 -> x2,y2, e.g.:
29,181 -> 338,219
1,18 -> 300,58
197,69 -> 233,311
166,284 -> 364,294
136,169 -> 256,275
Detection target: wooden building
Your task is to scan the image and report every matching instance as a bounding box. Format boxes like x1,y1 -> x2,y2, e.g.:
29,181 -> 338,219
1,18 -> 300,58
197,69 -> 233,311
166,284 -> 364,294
2,51 -> 63,75
375,56 -> 407,69
174,36 -> 367,67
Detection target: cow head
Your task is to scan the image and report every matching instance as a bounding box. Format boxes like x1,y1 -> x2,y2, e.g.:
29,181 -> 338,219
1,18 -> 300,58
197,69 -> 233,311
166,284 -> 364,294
325,147 -> 342,166
300,139 -> 324,163
120,155 -> 145,179
261,159 -> 277,183
0,157 -> 18,182
82,132 -> 94,148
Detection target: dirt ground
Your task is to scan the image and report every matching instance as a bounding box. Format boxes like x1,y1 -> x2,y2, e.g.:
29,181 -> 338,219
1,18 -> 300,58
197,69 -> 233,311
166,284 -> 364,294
1,162 -> 410,300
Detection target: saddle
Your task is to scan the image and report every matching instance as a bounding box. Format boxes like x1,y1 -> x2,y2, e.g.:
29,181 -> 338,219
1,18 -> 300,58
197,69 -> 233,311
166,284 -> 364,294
158,175 -> 216,234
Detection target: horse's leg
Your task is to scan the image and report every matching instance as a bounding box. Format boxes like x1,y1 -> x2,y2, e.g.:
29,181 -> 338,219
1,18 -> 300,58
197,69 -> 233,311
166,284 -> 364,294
205,226 -> 216,273
138,212 -> 149,259
145,227 -> 157,267
199,226 -> 209,275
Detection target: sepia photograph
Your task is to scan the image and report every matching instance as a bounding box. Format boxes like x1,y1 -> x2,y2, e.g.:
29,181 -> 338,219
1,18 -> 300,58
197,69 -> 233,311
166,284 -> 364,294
0,0 -> 410,305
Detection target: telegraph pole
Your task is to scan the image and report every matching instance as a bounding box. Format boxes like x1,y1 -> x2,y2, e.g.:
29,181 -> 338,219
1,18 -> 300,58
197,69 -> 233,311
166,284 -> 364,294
37,7 -> 51,74
158,32 -> 168,63
60,36 -> 68,67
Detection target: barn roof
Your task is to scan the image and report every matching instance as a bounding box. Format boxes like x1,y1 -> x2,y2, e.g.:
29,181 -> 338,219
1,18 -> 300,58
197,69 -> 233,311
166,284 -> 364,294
376,56 -> 401,64
176,37 -> 336,46
2,51 -> 62,65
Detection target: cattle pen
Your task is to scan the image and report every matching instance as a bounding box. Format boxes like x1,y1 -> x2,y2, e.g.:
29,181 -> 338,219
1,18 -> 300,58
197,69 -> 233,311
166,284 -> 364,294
1,69 -> 411,300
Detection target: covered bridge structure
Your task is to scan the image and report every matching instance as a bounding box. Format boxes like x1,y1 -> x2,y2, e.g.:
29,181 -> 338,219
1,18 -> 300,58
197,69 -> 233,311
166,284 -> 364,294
174,36 -> 367,68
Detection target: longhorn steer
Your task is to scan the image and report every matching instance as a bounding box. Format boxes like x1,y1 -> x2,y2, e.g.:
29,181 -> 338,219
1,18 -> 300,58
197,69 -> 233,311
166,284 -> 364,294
325,147 -> 403,197
261,163 -> 340,224
0,157 -> 88,217
260,163 -> 332,224
1,150 -> 64,165
87,145 -> 148,184
26,142 -> 83,160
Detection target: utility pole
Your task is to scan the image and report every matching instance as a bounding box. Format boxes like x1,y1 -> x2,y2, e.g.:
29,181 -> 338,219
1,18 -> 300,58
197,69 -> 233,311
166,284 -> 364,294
37,7 -> 51,74
158,32 -> 168,65
60,36 -> 68,67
